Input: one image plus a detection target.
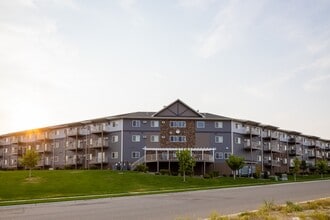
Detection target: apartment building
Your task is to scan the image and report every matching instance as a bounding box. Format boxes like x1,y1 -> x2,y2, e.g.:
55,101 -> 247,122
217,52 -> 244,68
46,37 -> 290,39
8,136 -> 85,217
0,99 -> 329,175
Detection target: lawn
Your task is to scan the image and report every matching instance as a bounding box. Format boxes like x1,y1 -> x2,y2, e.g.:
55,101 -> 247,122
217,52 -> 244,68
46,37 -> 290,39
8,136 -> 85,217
0,170 -> 328,206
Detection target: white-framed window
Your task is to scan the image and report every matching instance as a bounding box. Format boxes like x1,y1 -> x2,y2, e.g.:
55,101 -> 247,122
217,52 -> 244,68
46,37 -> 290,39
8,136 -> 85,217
5,148 -> 8,153
235,137 -> 241,144
215,152 -> 223,159
215,121 -> 223,128
111,152 -> 118,159
196,121 -> 205,128
131,151 -> 140,158
112,121 -> 119,127
111,135 -> 119,143
89,138 -> 93,145
224,152 -> 231,159
132,120 -> 141,127
150,135 -> 159,142
54,156 -> 59,163
169,136 -> 186,142
55,142 -> 60,148
257,155 -> 262,162
4,159 -> 8,165
170,121 -> 186,128
56,130 -> 60,135
36,145 -> 40,150
215,136 -> 223,143
151,120 -> 159,128
132,135 -> 141,142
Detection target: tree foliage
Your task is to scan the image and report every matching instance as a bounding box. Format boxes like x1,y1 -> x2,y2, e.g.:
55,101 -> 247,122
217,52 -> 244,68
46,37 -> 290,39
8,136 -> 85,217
293,157 -> 301,181
316,160 -> 328,178
226,155 -> 245,180
176,149 -> 196,182
20,149 -> 39,178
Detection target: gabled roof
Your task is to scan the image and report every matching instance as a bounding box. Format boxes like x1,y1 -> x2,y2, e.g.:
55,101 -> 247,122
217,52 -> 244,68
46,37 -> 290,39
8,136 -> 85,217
152,99 -> 204,118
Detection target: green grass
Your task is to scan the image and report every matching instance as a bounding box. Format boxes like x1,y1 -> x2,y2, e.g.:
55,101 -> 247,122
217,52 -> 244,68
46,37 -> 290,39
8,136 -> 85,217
0,170 -> 329,206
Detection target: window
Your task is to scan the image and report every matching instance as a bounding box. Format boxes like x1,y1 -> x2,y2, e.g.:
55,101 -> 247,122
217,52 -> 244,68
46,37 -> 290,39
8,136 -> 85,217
112,121 -> 118,127
36,145 -> 40,150
132,120 -> 140,127
215,152 -> 223,159
151,120 -> 159,128
56,130 -> 60,135
257,155 -> 262,162
170,121 -> 186,128
54,156 -> 59,163
131,151 -> 140,158
196,121 -> 205,128
169,136 -> 186,142
89,138 -> 93,145
224,152 -> 231,159
55,142 -> 60,148
215,121 -> 223,128
132,135 -> 141,142
111,152 -> 118,159
215,136 -> 223,143
4,160 -> 7,165
235,123 -> 240,129
150,135 -> 159,142
111,135 -> 119,143
235,137 -> 241,144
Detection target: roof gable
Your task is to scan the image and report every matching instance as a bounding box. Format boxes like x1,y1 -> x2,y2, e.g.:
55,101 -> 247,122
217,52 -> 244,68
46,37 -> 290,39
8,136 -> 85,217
153,99 -> 204,118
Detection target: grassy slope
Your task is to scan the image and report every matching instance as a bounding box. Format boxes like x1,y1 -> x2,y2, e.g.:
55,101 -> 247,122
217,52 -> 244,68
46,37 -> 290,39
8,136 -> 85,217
0,170 -> 328,205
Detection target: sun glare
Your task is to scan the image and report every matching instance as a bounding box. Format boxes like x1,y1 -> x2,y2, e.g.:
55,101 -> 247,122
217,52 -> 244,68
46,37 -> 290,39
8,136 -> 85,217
9,104 -> 49,132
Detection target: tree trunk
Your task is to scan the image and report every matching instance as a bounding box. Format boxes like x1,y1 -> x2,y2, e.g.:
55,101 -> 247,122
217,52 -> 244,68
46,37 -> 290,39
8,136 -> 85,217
294,173 -> 296,181
29,168 -> 32,178
183,171 -> 186,182
234,171 -> 236,180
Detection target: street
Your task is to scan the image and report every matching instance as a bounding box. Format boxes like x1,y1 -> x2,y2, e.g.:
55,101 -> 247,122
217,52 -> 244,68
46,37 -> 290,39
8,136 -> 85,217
1,180 -> 330,220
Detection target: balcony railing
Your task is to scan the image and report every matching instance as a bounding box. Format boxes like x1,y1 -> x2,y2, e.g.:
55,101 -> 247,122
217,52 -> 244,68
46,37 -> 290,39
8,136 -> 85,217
244,141 -> 262,150
244,127 -> 260,136
145,153 -> 214,163
264,159 -> 281,167
89,157 -> 109,164
89,140 -> 109,149
66,158 -> 83,165
90,124 -> 111,134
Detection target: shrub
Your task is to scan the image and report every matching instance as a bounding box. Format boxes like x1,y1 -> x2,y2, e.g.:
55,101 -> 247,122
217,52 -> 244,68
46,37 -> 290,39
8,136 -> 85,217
284,201 -> 302,213
212,171 -> 219,177
134,164 -> 148,172
171,171 -> 178,176
203,173 -> 211,179
160,169 -> 170,175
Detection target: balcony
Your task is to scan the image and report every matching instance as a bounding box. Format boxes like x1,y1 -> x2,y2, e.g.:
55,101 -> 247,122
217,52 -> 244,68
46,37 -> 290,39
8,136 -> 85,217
288,149 -> 303,156
89,140 -> 109,149
244,127 -> 260,136
10,138 -> 19,144
11,149 -> 22,156
36,146 -> 52,153
90,124 -> 111,134
37,160 -> 52,167
89,157 -> 109,164
264,159 -> 281,167
262,131 -> 278,140
288,137 -> 302,144
66,158 -> 83,165
66,142 -> 85,151
244,141 -> 262,151
145,152 -> 214,163
36,132 -> 49,141
263,142 -> 281,153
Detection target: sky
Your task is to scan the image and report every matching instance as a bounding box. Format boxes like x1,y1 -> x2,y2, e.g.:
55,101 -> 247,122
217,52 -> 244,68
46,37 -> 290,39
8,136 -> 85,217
0,0 -> 330,139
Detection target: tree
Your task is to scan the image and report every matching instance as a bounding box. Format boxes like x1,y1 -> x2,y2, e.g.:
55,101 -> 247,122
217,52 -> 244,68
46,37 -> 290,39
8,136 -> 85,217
176,149 -> 196,182
293,157 -> 301,181
316,160 -> 328,178
20,149 -> 39,178
226,155 -> 245,180
300,160 -> 308,175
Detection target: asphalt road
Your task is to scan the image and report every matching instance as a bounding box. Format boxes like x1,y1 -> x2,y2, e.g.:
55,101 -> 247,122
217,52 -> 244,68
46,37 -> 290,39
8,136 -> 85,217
1,180 -> 330,220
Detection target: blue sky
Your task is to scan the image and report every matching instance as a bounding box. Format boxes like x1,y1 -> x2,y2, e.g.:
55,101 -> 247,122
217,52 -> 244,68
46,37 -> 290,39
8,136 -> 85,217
0,0 -> 330,139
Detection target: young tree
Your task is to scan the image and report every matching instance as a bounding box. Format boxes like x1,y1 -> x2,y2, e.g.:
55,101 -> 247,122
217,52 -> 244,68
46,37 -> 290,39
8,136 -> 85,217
226,155 -> 245,180
293,157 -> 301,181
176,149 -> 196,182
20,149 -> 39,178
300,160 -> 308,175
316,160 -> 328,178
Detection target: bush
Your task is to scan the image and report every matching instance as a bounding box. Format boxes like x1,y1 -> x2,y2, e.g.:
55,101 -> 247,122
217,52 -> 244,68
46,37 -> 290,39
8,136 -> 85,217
212,171 -> 219,177
171,171 -> 178,176
160,169 -> 170,175
203,173 -> 211,179
134,164 -> 148,172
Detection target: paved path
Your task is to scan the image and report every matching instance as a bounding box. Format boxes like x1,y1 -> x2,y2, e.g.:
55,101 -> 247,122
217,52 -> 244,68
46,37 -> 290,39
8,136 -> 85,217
1,180 -> 330,220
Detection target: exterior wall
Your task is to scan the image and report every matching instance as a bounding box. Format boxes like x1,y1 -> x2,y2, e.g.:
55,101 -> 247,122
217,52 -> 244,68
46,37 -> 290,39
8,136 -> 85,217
0,103 -> 329,175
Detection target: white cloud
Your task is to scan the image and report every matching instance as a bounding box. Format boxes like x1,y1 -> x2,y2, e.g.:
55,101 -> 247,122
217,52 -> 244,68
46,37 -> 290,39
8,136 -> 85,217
117,0 -> 144,27
178,0 -> 214,9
